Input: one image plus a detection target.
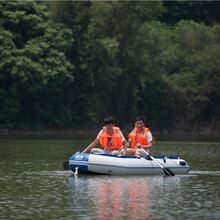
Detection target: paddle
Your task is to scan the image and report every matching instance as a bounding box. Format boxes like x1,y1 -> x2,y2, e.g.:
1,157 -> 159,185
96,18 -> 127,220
139,146 -> 175,176
63,161 -> 70,170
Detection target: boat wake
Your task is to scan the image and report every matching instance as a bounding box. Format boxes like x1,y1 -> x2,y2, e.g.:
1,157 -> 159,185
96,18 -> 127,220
189,170 -> 220,176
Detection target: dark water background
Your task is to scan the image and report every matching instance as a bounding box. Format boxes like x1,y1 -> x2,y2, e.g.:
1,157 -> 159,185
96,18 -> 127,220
0,133 -> 219,219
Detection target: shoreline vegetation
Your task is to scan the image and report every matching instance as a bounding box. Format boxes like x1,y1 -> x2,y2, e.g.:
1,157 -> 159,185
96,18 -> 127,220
0,127 -> 219,135
1,128 -> 219,144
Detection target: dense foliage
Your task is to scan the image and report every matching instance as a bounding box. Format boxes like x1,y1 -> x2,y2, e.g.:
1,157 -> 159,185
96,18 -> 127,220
0,1 -> 219,133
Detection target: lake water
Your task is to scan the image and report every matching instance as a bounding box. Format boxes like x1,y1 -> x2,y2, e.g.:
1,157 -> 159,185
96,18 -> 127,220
0,134 -> 219,219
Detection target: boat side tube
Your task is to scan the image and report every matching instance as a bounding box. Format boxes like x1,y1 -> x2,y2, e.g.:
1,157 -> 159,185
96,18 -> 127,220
69,153 -> 191,175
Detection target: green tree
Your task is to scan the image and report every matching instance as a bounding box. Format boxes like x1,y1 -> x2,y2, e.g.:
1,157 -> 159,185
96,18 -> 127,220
161,1 -> 220,26
81,1 -> 165,127
0,1 -> 74,129
162,21 -> 220,131
1,1 -> 219,132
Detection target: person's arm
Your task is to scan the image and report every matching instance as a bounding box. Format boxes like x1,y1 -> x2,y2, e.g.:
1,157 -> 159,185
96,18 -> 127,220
119,131 -> 127,151
135,141 -> 152,150
120,139 -> 127,151
81,138 -> 99,153
124,140 -> 127,152
127,139 -> 132,148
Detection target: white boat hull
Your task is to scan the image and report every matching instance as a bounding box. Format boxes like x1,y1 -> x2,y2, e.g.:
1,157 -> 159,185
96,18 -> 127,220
69,153 -> 191,175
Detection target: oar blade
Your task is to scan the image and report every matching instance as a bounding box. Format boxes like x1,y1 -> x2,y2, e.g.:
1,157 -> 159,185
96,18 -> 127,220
63,161 -> 70,170
163,168 -> 175,176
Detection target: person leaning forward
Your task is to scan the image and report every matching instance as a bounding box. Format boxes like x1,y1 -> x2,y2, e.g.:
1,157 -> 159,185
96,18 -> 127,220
81,116 -> 127,155
125,116 -> 154,156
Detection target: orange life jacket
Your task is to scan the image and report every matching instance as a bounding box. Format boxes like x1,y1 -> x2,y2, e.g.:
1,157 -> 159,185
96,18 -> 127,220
98,126 -> 123,151
128,127 -> 154,148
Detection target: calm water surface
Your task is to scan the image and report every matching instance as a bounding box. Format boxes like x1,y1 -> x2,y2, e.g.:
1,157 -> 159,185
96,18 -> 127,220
0,134 -> 219,219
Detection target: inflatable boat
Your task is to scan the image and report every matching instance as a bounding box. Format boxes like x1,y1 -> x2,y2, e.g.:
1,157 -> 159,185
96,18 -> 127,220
67,152 -> 191,175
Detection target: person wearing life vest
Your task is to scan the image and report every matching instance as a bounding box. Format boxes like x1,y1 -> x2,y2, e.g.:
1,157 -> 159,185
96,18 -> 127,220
81,116 -> 127,155
125,116 -> 155,156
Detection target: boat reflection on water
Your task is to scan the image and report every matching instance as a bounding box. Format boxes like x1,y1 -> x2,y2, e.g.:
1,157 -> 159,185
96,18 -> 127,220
97,180 -> 124,219
92,178 -> 151,219
69,175 -> 184,219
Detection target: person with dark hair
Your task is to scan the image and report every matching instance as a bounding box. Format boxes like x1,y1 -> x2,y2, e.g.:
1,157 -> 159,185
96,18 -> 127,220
124,116 -> 154,156
81,117 -> 127,155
